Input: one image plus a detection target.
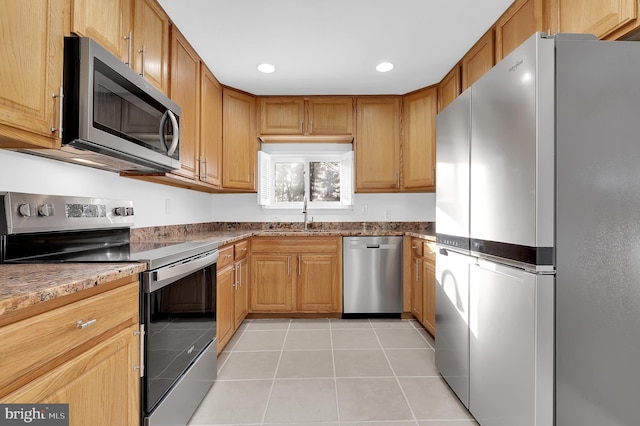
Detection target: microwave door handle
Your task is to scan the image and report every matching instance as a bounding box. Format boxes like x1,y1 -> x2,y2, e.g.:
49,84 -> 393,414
165,110 -> 180,157
159,110 -> 169,151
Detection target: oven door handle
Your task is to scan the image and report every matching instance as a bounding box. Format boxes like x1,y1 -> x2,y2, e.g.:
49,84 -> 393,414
146,250 -> 218,293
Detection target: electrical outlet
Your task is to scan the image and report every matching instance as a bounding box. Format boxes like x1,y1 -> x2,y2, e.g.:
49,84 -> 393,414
361,205 -> 368,214
165,199 -> 171,214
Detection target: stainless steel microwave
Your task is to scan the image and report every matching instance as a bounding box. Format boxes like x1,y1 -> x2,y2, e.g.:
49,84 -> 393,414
57,36 -> 181,173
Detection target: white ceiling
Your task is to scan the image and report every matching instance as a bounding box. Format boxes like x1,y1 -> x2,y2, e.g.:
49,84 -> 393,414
156,0 -> 515,95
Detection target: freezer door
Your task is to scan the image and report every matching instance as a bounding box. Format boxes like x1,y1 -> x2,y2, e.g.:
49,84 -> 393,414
469,259 -> 553,426
435,248 -> 473,408
435,89 -> 471,252
470,33 -> 554,266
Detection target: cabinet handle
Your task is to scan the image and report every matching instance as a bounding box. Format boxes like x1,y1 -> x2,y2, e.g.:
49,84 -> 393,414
415,260 -> 420,281
76,319 -> 97,330
432,167 -> 435,184
300,121 -> 303,133
396,171 -> 400,189
238,262 -> 242,288
138,44 -> 146,77
124,31 -> 132,67
203,159 -> 208,180
51,86 -> 63,138
232,265 -> 237,288
134,325 -> 145,377
298,255 -> 301,276
310,120 -> 313,133
287,256 -> 291,275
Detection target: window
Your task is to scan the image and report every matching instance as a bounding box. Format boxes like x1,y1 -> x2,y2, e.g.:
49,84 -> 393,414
258,146 -> 353,209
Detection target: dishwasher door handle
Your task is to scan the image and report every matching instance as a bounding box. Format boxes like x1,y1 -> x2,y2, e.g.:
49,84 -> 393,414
366,244 -> 380,249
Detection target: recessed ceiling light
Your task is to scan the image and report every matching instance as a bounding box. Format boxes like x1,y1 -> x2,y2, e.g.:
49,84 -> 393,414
376,62 -> 394,72
257,63 -> 275,73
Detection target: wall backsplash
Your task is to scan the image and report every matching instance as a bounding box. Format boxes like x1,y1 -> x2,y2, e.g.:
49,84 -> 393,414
0,150 -> 436,227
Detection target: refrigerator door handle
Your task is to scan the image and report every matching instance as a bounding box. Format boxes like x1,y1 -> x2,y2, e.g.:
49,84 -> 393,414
477,258 -> 525,280
439,248 -> 448,256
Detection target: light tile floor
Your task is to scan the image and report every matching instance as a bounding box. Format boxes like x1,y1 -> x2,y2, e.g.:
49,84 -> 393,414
188,318 -> 478,426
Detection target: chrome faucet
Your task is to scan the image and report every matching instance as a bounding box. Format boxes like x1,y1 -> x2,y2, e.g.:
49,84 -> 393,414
302,196 -> 308,231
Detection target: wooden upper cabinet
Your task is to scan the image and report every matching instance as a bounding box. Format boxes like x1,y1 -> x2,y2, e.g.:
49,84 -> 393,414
258,96 -> 353,136
462,29 -> 495,90
200,65 -> 222,187
259,97 -> 305,134
355,97 -> 401,192
0,0 -> 65,149
495,0 -> 547,62
71,0 -> 133,63
307,97 -> 353,135
223,88 -> 257,191
170,27 -> 200,180
437,65 -> 461,112
550,0 -> 639,40
133,0 -> 170,94
402,87 -> 437,190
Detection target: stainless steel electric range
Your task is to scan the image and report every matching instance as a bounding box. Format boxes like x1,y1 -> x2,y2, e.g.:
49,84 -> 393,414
0,191 -> 218,426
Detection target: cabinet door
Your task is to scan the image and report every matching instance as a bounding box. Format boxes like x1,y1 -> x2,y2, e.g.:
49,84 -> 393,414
251,254 -> 293,312
0,0 -> 64,148
423,259 -> 436,336
297,253 -> 339,312
170,28 -> 200,180
438,65 -> 461,112
133,0 -> 170,94
223,88 -> 257,190
551,0 -> 637,39
462,29 -> 495,90
495,0 -> 547,62
234,257 -> 249,328
402,87 -> 437,190
71,0 -> 132,63
411,256 -> 424,322
200,65 -> 223,187
258,97 -> 304,134
355,97 -> 401,191
308,97 -> 353,135
1,326 -> 140,426
216,265 -> 235,352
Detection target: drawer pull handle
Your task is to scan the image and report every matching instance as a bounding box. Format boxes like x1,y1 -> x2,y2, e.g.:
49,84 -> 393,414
225,254 -> 232,259
76,319 -> 97,330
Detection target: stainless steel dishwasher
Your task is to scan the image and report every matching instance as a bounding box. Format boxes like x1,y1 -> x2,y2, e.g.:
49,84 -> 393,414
342,236 -> 403,317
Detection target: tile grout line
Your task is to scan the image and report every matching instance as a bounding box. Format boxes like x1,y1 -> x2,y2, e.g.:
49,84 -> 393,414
370,319 -> 420,425
259,319 -> 291,426
329,319 -> 341,425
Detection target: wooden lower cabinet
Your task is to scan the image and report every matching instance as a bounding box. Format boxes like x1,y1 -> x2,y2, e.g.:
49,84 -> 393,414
406,237 -> 436,336
0,277 -> 141,426
250,237 -> 342,313
216,239 -> 251,352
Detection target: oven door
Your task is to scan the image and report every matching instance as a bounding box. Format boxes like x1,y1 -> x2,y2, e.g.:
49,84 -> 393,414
141,250 -> 218,425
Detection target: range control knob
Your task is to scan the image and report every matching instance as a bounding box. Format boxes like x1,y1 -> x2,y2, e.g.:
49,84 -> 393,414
38,203 -> 55,217
114,207 -> 134,216
18,203 -> 31,217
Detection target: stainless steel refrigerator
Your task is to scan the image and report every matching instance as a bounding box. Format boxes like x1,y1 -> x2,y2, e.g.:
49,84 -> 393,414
435,32 -> 640,426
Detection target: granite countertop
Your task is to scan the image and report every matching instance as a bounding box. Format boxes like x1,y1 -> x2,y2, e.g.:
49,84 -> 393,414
1,226 -> 434,320
0,263 -> 147,319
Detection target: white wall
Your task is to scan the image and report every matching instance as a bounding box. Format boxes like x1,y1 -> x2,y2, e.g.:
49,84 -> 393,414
0,150 -> 435,227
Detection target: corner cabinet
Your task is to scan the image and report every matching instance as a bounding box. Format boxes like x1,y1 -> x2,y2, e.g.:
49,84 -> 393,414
250,236 -> 342,313
0,277 -> 141,426
217,239 -> 250,352
355,97 -> 401,192
223,88 -> 257,191
0,0 -> 65,149
402,87 -> 437,190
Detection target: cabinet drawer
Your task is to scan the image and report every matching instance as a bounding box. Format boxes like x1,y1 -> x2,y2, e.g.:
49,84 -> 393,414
218,245 -> 234,269
423,241 -> 436,260
252,236 -> 340,253
234,240 -> 249,260
410,238 -> 423,257
0,281 -> 138,395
